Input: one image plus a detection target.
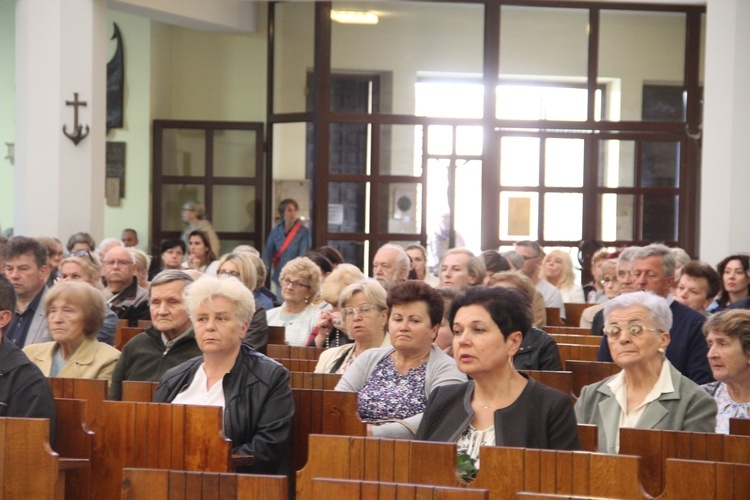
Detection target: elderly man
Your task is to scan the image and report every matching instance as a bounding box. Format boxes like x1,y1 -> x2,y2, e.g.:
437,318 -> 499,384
103,246 -> 150,326
121,228 -> 139,248
0,275 -> 56,442
514,240 -> 565,322
372,243 -> 410,290
108,270 -> 201,400
2,236 -> 51,347
597,244 -> 712,385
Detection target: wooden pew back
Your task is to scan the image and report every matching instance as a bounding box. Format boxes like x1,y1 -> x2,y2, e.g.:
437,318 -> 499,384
54,398 -> 95,500
660,458 -> 750,499
565,360 -> 620,398
290,372 -> 341,390
543,326 -> 592,335
267,344 -> 324,360
521,370 -> 572,397
121,468 -> 287,499
730,418 -> 750,436
121,381 -> 159,402
549,334 -> 601,346
0,417 -> 61,500
555,344 -> 599,370
563,303 -> 594,327
116,326 -> 144,351
619,427 -> 750,497
278,358 -> 318,372
311,478 -> 489,499
267,326 -> 286,346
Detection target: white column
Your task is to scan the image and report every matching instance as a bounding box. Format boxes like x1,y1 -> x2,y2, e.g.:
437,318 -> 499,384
14,0 -> 107,240
700,0 -> 750,263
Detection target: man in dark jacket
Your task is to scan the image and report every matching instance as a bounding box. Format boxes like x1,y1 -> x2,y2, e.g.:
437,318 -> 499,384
108,270 -> 201,400
0,274 -> 56,443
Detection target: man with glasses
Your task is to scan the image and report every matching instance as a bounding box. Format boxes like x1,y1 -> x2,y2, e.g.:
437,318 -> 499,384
109,270 -> 201,400
103,246 -> 150,326
596,244 -> 712,385
2,236 -> 52,347
514,240 -> 566,323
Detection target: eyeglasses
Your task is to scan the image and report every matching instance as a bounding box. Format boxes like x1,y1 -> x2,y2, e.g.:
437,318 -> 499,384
341,304 -> 381,319
600,277 -> 618,286
103,259 -> 133,267
603,323 -> 663,340
67,249 -> 94,262
218,270 -> 241,279
281,278 -> 310,289
521,254 -> 540,260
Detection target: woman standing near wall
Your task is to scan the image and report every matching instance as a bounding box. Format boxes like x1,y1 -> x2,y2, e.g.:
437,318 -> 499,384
262,199 -> 311,293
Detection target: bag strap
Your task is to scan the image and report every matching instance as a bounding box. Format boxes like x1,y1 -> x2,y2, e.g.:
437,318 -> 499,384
273,221 -> 302,268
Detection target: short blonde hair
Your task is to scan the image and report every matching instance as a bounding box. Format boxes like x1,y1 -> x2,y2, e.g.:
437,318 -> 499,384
183,275 -> 256,324
279,257 -> 322,297
488,271 -> 536,305
441,248 -> 486,285
59,254 -> 102,287
321,264 -> 365,304
338,279 -> 387,311
217,253 -> 258,292
44,281 -> 105,338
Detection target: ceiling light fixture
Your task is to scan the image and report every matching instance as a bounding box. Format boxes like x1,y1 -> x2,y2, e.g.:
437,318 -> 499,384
331,10 -> 379,25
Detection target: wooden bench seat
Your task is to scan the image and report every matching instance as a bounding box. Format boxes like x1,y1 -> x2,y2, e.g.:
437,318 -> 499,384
543,326 -> 592,336
556,344 -> 599,370
121,468 -> 287,499
278,358 -> 318,372
730,418 -> 750,436
619,427 -> 750,497
659,458 -> 750,499
312,478 -> 489,498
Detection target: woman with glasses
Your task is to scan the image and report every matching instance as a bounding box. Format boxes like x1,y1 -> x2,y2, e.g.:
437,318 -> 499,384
575,291 -> 717,453
216,253 -> 269,353
309,263 -> 364,348
315,279 -> 390,374
266,257 -> 323,346
580,259 -> 620,328
336,281 -> 465,438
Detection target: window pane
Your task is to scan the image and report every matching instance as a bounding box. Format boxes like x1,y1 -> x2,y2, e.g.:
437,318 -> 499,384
272,2 -> 315,113
454,160 -> 482,252
162,129 -> 205,176
272,123 -> 308,180
426,159 -> 452,271
599,140 -> 635,188
331,1 -> 484,115
500,137 -> 540,187
213,185 -> 256,234
161,184 -> 205,232
415,82 -> 483,119
600,193 -> 634,241
642,194 -> 678,241
641,141 -> 680,188
327,240 -> 367,274
497,85 -> 589,121
545,138 -> 584,187
213,130 -> 257,178
598,11 -> 686,122
330,122 -> 370,175
377,182 -> 423,235
381,124 -> 423,176
499,6 -> 589,119
329,182 -> 368,233
455,126 -> 483,156
499,191 -> 539,241
544,193 -> 582,241
427,125 -> 453,156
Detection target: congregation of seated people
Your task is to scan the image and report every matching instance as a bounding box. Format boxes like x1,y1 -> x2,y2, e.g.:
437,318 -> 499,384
2,228 -> 750,494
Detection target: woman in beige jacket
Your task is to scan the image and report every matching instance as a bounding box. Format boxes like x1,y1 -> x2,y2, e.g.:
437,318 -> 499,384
23,281 -> 120,381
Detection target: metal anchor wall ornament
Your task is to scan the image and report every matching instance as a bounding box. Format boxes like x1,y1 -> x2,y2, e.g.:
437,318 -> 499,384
62,93 -> 90,145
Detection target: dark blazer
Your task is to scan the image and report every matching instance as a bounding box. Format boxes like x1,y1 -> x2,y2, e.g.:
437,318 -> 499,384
597,300 -> 713,384
514,327 -> 563,371
416,376 -> 581,451
575,361 -> 717,454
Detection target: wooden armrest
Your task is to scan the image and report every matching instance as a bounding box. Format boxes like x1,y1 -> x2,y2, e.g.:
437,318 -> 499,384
59,458 -> 89,470
232,454 -> 254,467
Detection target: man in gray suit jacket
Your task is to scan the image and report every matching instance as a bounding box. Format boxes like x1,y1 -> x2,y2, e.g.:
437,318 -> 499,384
2,236 -> 52,347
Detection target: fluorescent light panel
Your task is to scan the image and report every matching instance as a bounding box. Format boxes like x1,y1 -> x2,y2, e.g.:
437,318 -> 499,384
331,10 -> 378,25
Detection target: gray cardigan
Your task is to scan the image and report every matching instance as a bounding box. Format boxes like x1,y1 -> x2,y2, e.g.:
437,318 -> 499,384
335,345 -> 466,439
574,361 -> 717,454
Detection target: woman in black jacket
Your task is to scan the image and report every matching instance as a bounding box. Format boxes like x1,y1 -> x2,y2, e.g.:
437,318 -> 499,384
153,275 -> 294,474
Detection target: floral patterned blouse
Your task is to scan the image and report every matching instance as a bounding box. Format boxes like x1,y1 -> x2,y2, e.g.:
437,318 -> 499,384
357,354 -> 428,424
702,381 -> 750,434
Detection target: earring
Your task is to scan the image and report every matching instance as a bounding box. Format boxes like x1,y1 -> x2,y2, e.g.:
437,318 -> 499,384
658,347 -> 665,354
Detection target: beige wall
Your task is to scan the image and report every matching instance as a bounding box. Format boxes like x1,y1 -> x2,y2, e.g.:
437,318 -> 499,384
0,0 -> 15,234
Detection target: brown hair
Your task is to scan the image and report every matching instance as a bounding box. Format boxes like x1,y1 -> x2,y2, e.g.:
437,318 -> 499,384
703,309 -> 750,358
44,281 -> 105,338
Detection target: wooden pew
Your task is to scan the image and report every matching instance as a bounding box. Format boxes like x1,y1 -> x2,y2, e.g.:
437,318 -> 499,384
545,308 -> 564,327
268,325 -> 286,346
565,360 -> 620,398
116,326 -> 144,351
54,398 -> 95,500
549,334 -> 601,346
660,458 -> 750,499
577,424 -> 598,453
278,358 -> 319,372
556,344 -> 599,369
121,468 -> 287,500
290,372 -> 342,390
730,418 -> 750,436
47,377 -> 109,424
563,303 -> 593,327
267,344 -> 324,360
619,427 -> 750,498
311,478 -> 489,499
521,370 -> 573,397
543,326 -> 592,335
121,380 -> 159,402
296,435 -> 644,500
0,417 -> 81,499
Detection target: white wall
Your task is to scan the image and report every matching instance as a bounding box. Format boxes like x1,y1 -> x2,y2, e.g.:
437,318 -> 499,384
0,0 -> 15,233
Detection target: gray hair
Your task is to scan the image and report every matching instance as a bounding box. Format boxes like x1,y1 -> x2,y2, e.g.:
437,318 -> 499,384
338,278 -> 387,311
442,248 -> 486,285
501,250 -> 525,270
632,244 -> 676,278
618,246 -> 641,267
183,275 -> 256,324
150,269 -> 195,298
603,291 -> 673,333
377,243 -> 411,276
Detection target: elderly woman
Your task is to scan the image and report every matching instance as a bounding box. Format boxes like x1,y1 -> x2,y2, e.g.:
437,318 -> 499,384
185,230 -> 216,273
23,281 -> 120,380
315,279 -> 390,374
266,257 -> 323,346
702,310 -> 750,433
417,287 -> 580,477
153,276 -> 294,474
58,252 -> 118,346
216,253 -> 269,352
575,291 -> 717,454
487,271 -> 562,371
439,248 -> 486,290
335,281 -> 466,438
310,263 -> 364,348
542,249 -> 585,303
580,259 -> 620,328
406,244 -> 439,287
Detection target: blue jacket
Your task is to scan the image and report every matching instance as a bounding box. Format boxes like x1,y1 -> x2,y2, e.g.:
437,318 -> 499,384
262,221 -> 311,288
